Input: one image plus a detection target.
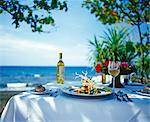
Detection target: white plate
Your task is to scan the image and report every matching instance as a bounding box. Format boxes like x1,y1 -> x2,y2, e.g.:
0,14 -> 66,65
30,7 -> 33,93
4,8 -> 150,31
30,89 -> 50,95
136,91 -> 150,97
60,85 -> 112,97
129,82 -> 144,86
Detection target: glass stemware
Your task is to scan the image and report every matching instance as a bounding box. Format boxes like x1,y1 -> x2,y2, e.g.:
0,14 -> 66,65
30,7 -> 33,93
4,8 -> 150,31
108,61 -> 120,94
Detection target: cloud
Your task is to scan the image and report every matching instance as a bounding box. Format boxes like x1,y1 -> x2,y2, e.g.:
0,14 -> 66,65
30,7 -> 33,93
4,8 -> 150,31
0,34 -> 89,66
0,35 -> 62,52
0,35 -> 64,66
58,43 -> 89,66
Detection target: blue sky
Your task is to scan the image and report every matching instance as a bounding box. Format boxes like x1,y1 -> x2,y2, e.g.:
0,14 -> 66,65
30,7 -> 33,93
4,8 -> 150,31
0,0 -> 105,66
0,0 -> 140,66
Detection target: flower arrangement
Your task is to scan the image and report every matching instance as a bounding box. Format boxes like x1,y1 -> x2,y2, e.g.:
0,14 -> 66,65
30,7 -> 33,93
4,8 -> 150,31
120,61 -> 136,75
95,60 -> 136,75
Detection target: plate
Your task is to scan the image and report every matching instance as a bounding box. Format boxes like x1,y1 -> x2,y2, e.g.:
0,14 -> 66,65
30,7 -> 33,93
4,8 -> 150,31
136,91 -> 150,97
128,82 -> 144,86
60,85 -> 112,97
30,89 -> 50,95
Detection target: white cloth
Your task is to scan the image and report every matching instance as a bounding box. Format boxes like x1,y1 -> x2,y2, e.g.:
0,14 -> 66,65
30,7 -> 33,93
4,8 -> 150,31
1,84 -> 150,122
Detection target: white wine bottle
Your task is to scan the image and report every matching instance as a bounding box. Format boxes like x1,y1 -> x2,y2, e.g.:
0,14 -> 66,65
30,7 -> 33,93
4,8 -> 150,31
56,53 -> 64,84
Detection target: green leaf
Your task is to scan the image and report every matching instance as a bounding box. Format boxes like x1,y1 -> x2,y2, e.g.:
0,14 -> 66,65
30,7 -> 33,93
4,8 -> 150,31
0,9 -> 3,14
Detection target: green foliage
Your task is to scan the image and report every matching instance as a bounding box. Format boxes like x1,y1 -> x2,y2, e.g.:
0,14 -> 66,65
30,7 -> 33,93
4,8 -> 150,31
88,35 -> 104,66
134,42 -> 150,78
0,0 -> 68,32
135,56 -> 150,79
135,42 -> 150,57
83,0 -> 149,82
88,26 -> 137,65
83,0 -> 149,25
124,41 -> 137,63
102,27 -> 128,61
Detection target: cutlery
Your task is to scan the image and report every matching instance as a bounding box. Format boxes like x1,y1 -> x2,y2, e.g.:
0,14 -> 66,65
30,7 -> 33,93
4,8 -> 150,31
49,89 -> 60,97
122,96 -> 128,102
124,94 -> 133,102
115,91 -> 133,102
114,93 -> 121,101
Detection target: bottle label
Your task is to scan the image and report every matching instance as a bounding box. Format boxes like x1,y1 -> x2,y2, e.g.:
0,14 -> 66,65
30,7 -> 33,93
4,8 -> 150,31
102,74 -> 106,84
59,66 -> 64,79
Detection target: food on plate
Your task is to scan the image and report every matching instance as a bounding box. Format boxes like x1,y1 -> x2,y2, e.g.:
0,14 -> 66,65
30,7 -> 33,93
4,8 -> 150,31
75,78 -> 100,94
138,87 -> 150,94
69,72 -> 112,95
144,87 -> 150,91
71,73 -> 111,95
35,85 -> 45,92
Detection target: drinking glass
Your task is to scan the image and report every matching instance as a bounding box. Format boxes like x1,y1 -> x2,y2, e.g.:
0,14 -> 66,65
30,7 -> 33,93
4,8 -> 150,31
108,61 -> 120,94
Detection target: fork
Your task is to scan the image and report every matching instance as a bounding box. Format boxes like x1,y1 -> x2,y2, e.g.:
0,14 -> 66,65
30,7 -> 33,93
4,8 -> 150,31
115,91 -> 133,102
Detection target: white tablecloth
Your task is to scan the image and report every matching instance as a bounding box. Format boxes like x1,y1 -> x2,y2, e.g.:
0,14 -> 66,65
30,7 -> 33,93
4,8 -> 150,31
1,84 -> 150,122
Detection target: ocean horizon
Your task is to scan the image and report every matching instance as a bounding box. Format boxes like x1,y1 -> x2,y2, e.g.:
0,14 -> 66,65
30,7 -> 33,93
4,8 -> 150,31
0,66 -> 96,87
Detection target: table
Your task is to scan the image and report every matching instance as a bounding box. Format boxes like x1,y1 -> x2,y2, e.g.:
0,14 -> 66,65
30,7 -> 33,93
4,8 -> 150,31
1,83 -> 150,122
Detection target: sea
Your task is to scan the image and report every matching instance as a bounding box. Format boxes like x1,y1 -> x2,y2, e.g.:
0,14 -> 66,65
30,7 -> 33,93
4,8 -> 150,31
0,66 -> 96,88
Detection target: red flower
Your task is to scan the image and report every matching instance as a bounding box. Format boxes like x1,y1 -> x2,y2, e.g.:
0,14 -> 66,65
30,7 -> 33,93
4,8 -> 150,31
121,61 -> 129,68
112,12 -> 117,15
103,60 -> 109,67
95,63 -> 102,73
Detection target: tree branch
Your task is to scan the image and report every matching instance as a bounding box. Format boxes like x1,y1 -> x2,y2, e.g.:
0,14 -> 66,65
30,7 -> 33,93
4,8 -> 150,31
119,6 -> 138,25
0,2 -> 13,16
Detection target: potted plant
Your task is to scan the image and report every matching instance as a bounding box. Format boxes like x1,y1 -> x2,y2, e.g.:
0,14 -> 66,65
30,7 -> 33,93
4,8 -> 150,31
88,27 -> 137,88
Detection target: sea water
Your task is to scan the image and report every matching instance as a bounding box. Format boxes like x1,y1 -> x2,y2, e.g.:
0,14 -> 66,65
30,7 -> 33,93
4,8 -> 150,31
0,66 -> 96,87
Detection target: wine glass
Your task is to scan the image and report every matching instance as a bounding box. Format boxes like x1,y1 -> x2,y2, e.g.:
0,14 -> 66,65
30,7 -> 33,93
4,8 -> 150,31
108,61 -> 120,94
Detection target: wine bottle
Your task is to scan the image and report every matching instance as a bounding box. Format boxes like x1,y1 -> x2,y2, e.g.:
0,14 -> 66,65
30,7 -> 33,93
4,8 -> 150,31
102,74 -> 106,84
56,53 -> 64,84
